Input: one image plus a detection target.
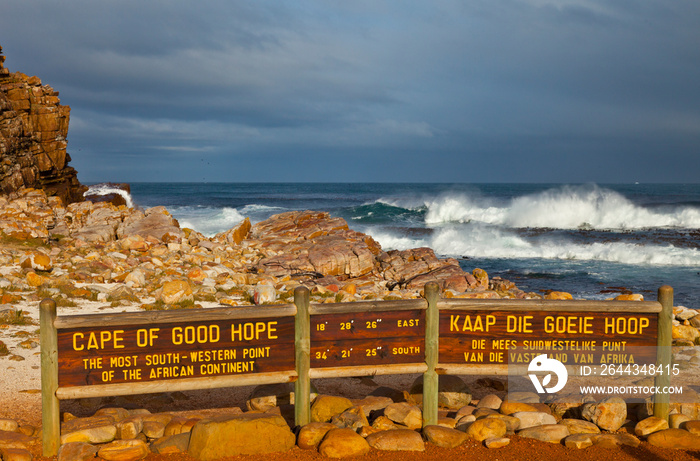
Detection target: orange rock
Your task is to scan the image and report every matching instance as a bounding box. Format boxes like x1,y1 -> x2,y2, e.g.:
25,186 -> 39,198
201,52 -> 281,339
341,284 -> 357,295
546,291 -> 573,300
20,251 -> 52,271
187,268 -> 207,282
26,272 -> 46,287
159,280 -> 193,305
615,294 -> 644,301
472,268 -> 489,290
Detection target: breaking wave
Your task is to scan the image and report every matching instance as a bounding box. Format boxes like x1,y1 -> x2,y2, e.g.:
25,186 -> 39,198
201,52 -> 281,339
375,185 -> 700,230
85,184 -> 135,208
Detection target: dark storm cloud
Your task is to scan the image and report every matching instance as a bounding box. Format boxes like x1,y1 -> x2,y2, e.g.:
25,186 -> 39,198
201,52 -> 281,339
1,0 -> 698,182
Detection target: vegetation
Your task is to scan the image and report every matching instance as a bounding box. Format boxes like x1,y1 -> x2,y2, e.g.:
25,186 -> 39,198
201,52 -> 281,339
0,309 -> 36,326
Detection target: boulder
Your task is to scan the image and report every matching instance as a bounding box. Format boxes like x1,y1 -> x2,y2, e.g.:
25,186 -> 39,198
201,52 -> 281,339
592,433 -> 640,448
310,395 -> 354,423
0,420 -> 18,432
512,411 -> 556,430
158,280 -> 193,305
0,431 -> 33,450
97,440 -> 149,461
484,437 -> 510,448
499,401 -> 539,415
581,397 -> 627,431
564,433 -> 595,449
253,284 -> 277,305
19,252 -> 52,271
150,433 -> 191,454
331,407 -> 368,431
422,425 -> 466,448
57,442 -> 99,461
558,418 -> 600,435
0,447 -> 32,461
383,402 -> 423,430
409,375 -> 471,410
634,416 -> 669,437
318,428 -> 370,458
187,414 -> 295,460
365,429 -> 425,451
647,428 -> 700,449
297,422 -> 336,450
518,424 -> 570,443
476,394 -> 502,410
465,418 -> 507,442
60,425 -> 117,445
683,420 -> 700,435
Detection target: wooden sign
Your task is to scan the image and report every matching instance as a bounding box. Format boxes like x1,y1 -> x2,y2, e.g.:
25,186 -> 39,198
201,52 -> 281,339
310,309 -> 425,368
439,310 -> 658,366
57,316 -> 295,387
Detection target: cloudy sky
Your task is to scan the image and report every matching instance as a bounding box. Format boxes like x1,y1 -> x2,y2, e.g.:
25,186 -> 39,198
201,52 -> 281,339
2,0 -> 699,183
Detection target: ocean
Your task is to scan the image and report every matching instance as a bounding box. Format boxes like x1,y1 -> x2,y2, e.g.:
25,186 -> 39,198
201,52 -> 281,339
90,183 -> 700,309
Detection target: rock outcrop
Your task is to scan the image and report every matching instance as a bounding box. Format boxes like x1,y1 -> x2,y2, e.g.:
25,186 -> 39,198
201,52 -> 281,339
0,45 -> 86,204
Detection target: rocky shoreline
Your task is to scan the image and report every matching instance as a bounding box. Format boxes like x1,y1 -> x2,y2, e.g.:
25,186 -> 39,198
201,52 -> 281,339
1,188 -> 700,460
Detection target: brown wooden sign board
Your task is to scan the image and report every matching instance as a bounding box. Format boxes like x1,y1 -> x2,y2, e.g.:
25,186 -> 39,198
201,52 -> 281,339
310,309 -> 425,368
57,316 -> 295,387
439,310 -> 658,366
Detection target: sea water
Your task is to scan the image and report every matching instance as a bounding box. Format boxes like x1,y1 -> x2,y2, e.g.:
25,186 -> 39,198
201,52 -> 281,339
89,183 -> 700,308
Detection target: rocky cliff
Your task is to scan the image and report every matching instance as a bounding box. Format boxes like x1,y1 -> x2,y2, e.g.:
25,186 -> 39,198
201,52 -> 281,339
0,45 -> 86,204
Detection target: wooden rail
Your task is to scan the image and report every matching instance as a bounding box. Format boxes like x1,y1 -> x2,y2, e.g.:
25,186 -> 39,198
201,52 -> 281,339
40,284 -> 673,456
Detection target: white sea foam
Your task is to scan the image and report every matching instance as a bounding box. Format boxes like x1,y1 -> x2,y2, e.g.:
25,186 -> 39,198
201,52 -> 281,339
85,184 -> 135,208
176,206 -> 245,237
430,226 -> 700,267
421,185 -> 700,230
365,230 -> 428,252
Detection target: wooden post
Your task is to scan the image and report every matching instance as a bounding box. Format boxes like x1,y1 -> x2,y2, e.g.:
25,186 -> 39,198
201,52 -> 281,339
423,282 -> 439,427
654,285 -> 673,422
294,286 -> 311,427
40,298 -> 60,457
